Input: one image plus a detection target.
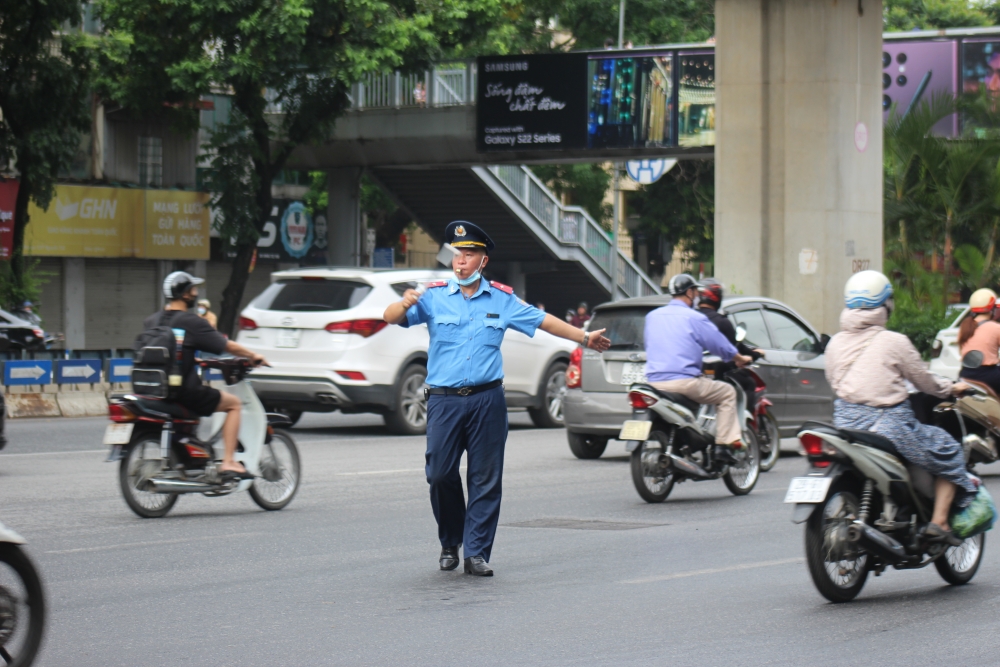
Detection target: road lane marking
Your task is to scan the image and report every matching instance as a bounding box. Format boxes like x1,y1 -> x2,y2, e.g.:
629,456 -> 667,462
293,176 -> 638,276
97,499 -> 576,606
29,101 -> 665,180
1,449 -> 107,457
45,531 -> 263,554
621,557 -> 803,584
334,466 -> 465,476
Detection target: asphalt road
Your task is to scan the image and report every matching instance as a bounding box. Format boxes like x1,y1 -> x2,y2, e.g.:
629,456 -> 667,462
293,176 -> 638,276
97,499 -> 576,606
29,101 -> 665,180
2,412 -> 1000,667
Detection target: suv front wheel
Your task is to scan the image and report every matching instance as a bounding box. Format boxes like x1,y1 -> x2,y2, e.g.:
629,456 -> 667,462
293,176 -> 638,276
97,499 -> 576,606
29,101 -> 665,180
384,364 -> 428,435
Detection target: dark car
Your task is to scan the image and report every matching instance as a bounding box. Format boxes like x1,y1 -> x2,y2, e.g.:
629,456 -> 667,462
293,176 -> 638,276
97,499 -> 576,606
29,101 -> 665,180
562,295 -> 835,459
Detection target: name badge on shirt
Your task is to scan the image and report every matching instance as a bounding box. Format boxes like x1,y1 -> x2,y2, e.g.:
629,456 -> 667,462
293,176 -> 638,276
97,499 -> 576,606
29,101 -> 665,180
486,313 -> 500,318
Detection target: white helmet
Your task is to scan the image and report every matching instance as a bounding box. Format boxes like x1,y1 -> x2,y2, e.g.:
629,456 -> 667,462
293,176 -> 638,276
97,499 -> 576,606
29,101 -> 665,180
844,270 -> 893,309
162,271 -> 204,300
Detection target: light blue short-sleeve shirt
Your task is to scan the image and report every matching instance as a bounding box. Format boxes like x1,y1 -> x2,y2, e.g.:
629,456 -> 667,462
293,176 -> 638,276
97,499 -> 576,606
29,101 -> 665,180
400,279 -> 546,388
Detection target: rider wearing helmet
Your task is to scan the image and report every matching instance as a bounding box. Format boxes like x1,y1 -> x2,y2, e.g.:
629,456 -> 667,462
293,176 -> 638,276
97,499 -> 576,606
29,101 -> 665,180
957,288 -> 1000,394
825,270 -> 975,543
143,271 -> 268,477
696,278 -> 766,409
644,274 -> 753,464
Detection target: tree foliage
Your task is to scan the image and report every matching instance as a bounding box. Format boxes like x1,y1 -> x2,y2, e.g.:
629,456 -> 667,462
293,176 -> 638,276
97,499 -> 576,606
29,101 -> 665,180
0,0 -> 92,294
96,0 -> 509,335
531,164 -> 611,227
883,0 -> 995,31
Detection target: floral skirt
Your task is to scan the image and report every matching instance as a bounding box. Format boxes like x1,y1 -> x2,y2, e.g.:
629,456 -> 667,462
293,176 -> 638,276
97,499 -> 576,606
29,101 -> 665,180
833,399 -> 975,508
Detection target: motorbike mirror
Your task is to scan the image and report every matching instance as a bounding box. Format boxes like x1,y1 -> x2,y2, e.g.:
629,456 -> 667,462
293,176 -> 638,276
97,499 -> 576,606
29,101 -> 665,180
962,350 -> 985,370
735,325 -> 747,343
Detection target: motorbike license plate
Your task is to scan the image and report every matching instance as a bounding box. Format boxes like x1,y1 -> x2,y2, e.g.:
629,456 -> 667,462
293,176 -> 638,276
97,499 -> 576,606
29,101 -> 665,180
620,362 -> 648,385
276,328 -> 302,348
619,420 -> 652,441
783,476 -> 833,504
103,423 -> 134,446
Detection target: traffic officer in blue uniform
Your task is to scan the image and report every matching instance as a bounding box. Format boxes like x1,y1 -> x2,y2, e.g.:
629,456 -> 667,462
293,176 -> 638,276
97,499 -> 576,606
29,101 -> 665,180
384,221 -> 611,576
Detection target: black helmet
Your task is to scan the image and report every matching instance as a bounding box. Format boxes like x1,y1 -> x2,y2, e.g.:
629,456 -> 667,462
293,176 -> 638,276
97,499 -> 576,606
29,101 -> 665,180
162,271 -> 205,300
667,273 -> 698,296
697,277 -> 724,308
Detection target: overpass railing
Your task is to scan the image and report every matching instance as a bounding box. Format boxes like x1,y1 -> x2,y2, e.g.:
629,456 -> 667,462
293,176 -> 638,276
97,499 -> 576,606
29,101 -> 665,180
348,62 -> 476,110
487,165 -> 661,298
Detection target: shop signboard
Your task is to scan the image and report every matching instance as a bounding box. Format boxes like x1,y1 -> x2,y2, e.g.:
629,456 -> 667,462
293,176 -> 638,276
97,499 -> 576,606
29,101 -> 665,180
476,54 -> 589,152
0,180 -> 17,260
25,185 -> 143,257
142,190 -> 210,260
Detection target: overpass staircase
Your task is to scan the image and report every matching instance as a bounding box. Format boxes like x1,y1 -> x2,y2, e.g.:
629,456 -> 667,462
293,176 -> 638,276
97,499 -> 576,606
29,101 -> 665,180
370,164 -> 661,311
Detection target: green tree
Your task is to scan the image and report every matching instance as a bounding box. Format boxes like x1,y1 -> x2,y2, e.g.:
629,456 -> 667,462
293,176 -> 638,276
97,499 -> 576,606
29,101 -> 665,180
531,164 -> 611,227
884,0 -> 993,31
628,159 -> 714,268
96,0 -> 507,335
0,0 -> 92,297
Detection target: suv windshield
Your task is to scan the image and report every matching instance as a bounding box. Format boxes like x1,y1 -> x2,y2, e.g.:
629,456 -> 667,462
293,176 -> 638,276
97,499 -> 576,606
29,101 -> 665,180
251,280 -> 372,312
588,307 -> 653,350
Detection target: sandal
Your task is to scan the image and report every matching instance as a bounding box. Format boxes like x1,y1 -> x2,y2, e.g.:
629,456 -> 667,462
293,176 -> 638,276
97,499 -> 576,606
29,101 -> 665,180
219,468 -> 255,481
924,523 -> 962,547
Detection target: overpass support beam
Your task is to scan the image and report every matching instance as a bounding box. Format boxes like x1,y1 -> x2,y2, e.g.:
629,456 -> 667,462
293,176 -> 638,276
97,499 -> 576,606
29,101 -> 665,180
714,0 -> 883,335
327,168 -> 363,266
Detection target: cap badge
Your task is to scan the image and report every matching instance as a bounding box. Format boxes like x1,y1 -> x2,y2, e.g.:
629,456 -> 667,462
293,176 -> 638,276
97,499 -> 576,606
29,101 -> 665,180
455,225 -> 467,237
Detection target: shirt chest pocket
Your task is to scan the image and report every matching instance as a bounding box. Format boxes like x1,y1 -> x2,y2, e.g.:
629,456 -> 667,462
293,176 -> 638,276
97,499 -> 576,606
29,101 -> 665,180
481,317 -> 505,347
432,314 -> 462,341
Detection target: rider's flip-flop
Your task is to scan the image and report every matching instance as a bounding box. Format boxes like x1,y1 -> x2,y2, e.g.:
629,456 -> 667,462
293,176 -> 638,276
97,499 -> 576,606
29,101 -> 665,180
923,523 -> 962,547
220,468 -> 256,481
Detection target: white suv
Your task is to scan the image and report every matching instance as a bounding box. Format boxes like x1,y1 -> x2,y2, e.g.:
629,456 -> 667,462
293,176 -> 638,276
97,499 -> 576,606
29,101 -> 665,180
236,267 -> 575,434
929,304 -> 970,381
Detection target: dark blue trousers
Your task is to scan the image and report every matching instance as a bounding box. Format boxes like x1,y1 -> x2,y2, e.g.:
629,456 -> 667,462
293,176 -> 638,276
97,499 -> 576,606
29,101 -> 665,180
425,385 -> 508,562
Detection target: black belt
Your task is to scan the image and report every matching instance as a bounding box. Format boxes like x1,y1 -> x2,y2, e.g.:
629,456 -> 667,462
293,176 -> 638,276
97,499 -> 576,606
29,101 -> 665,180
425,379 -> 503,398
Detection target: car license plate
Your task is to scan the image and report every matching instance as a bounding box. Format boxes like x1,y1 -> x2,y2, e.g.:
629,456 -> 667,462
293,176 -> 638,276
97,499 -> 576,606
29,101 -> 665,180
619,420 -> 652,441
620,362 -> 648,385
103,423 -> 134,446
783,476 -> 833,504
276,328 -> 302,348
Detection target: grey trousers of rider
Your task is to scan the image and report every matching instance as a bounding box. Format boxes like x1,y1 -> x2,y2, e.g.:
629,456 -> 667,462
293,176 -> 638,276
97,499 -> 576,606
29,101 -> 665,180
650,377 -> 741,445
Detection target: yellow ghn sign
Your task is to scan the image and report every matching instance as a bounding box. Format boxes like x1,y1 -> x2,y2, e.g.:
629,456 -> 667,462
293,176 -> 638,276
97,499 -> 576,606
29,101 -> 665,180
26,185 -> 210,259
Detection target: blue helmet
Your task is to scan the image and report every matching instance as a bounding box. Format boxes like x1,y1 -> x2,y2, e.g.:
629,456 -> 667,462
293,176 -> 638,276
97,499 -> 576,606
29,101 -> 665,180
844,270 -> 893,309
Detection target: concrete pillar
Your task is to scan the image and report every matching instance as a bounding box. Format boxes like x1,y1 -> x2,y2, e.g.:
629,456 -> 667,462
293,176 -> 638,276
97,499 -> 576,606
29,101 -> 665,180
714,0 -> 883,335
326,168 -> 363,266
63,258 -> 85,349
506,261 -> 526,298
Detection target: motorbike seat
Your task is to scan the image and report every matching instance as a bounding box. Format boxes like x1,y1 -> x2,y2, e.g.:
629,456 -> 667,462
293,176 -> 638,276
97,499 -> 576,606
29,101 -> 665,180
799,420 -> 901,458
633,384 -> 700,413
135,397 -> 198,421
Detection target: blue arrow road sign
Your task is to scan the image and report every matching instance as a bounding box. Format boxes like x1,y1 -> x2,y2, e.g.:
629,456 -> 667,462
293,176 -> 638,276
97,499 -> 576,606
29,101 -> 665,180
3,360 -> 52,386
55,359 -> 102,384
106,358 -> 134,383
626,159 -> 676,185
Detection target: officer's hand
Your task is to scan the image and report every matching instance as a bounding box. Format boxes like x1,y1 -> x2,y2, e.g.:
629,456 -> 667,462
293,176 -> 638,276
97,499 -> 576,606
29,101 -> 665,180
734,354 -> 752,368
400,289 -> 421,309
587,328 -> 612,352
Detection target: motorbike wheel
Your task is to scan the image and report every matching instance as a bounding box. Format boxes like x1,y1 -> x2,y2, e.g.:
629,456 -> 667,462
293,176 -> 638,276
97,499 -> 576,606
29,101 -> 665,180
630,430 -> 675,503
805,489 -> 869,602
757,412 -> 781,472
119,437 -> 178,519
934,532 -> 985,585
249,430 -> 301,511
723,426 -> 760,495
0,543 -> 45,667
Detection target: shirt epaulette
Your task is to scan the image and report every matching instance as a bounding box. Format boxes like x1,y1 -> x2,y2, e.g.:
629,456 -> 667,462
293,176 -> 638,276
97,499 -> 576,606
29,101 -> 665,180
426,281 -> 449,288
490,281 -> 513,294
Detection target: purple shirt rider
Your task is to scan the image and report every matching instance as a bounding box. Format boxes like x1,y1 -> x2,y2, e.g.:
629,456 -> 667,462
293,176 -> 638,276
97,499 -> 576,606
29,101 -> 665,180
644,299 -> 738,382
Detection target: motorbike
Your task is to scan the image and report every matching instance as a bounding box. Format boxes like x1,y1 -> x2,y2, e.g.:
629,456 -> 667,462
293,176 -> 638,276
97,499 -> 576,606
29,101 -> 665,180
105,357 -> 301,518
787,391 -> 988,603
0,519 -> 45,667
620,356 -> 761,503
937,349 -> 1000,469
738,365 -> 781,472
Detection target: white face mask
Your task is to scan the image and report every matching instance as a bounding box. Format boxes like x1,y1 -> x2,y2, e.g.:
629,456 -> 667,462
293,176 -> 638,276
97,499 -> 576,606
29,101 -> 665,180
455,255 -> 486,287
198,307 -> 207,316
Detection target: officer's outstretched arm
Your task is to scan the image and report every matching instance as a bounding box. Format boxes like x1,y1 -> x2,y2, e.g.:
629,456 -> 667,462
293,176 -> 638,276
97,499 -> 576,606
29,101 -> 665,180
539,314 -> 612,352
384,289 -> 421,325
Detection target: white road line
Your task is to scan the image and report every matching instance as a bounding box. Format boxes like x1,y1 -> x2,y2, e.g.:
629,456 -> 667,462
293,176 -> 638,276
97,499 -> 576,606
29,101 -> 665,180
1,449 -> 107,457
335,466 -> 465,476
45,531 -> 263,554
621,557 -> 804,584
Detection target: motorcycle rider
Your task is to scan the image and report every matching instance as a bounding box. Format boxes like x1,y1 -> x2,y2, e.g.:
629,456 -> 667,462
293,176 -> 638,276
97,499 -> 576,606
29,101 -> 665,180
645,273 -> 753,464
958,288 -> 1000,394
145,272 -> 268,477
696,278 -> 765,409
825,270 -> 975,544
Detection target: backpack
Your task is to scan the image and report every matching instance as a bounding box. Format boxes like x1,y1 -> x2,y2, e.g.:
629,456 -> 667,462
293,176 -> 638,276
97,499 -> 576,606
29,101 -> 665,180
132,310 -> 184,398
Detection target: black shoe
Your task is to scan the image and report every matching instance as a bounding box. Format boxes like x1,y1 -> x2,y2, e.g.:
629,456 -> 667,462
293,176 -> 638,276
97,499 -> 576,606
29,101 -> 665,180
464,556 -> 493,576
923,523 -> 963,547
439,545 -> 460,571
713,445 -> 738,465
